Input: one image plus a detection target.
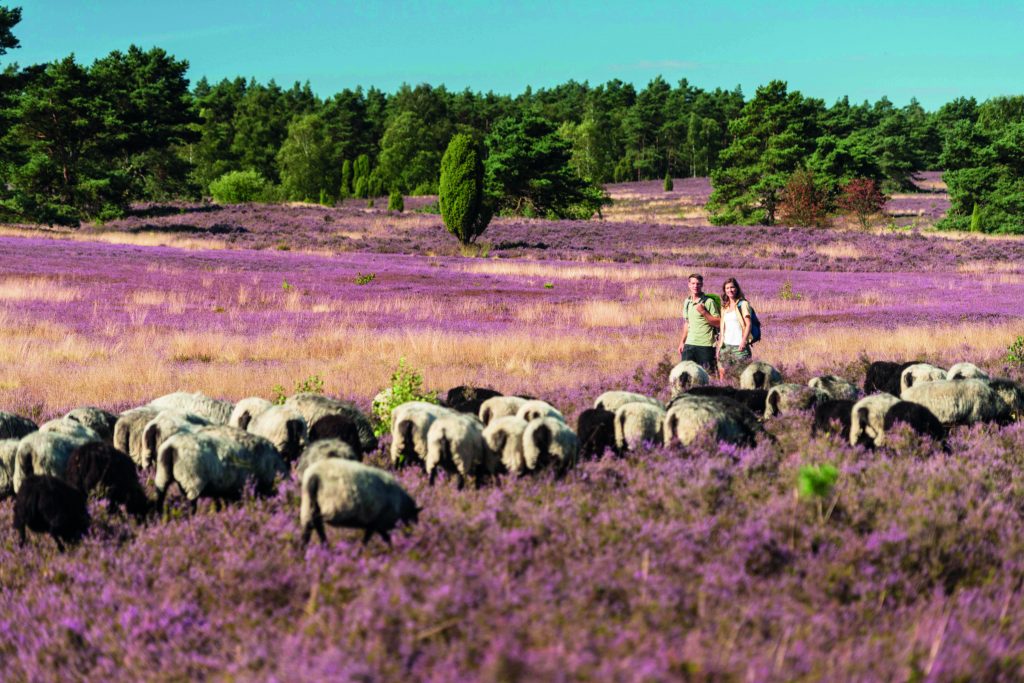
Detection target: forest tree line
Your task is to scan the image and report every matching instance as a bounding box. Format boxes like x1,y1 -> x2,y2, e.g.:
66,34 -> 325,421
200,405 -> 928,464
0,6 -> 1021,232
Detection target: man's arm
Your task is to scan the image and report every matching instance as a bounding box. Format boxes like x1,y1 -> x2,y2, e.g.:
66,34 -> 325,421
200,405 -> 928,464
701,300 -> 721,328
678,319 -> 689,355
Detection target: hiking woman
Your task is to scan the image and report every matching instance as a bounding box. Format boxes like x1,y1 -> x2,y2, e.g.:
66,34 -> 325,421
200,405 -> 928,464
716,277 -> 752,380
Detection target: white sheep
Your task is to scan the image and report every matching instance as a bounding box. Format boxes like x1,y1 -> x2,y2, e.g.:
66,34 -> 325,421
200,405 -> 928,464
740,361 -> 782,390
807,375 -> 859,402
850,393 -> 901,448
390,402 -> 453,469
947,362 -> 989,381
614,402 -> 666,452
295,438 -> 361,480
901,378 -> 1010,426
482,416 -> 529,476
284,392 -> 377,452
663,395 -> 760,448
38,418 -> 102,442
148,391 -> 234,425
0,412 -> 37,440
899,363 -> 947,395
516,399 -> 565,423
154,425 -> 287,513
300,458 -> 419,546
425,413 -> 486,489
229,397 -> 274,430
247,405 -> 307,463
113,407 -> 160,466
522,417 -> 578,477
593,391 -> 663,413
13,431 -> 97,493
479,396 -> 529,426
64,407 -> 118,444
764,384 -> 824,419
0,439 -> 19,498
669,361 -> 710,396
139,410 -> 210,469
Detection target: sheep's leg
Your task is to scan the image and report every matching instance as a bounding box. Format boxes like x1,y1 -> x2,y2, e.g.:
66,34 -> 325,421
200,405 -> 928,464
301,523 -> 313,547
428,469 -> 437,487
54,536 -> 66,553
313,515 -> 328,546
378,529 -> 392,546
214,498 -> 224,513
15,523 -> 26,547
189,499 -> 198,516
473,474 -> 482,490
456,473 -> 466,491
362,528 -> 373,545
155,488 -> 167,517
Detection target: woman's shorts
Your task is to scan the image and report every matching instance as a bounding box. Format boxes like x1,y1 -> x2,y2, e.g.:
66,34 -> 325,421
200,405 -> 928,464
719,344 -> 752,376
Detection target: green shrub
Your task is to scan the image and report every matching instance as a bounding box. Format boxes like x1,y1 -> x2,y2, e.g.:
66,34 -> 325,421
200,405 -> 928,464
340,159 -> 353,198
209,170 -> 271,204
664,173 -> 674,192
271,374 -> 325,405
439,133 -> 491,245
388,190 -> 404,212
1007,336 -> 1024,367
353,176 -> 368,199
371,358 -> 437,437
798,463 -> 839,499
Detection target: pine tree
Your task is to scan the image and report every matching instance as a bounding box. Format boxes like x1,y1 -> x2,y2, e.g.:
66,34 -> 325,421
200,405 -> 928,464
439,133 -> 491,244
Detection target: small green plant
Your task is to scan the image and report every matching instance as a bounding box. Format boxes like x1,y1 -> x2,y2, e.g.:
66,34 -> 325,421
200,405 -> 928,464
367,198 -> 375,208
276,243 -> 291,251
779,280 -> 802,301
1006,336 -> 1024,367
798,464 -> 838,499
543,282 -> 554,289
388,190 -> 404,212
212,305 -> 226,313
663,172 -> 674,192
371,358 -> 437,438
354,272 -> 376,285
282,279 -> 294,291
271,374 -> 325,405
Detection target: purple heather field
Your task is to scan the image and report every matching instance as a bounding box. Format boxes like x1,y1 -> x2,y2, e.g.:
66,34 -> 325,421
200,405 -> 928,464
1,179 -> 1024,681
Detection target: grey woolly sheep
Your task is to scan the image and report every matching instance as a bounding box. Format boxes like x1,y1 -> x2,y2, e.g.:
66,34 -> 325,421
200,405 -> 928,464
664,395 -> 760,449
0,412 -> 37,440
901,378 -> 1010,426
229,397 -> 274,430
247,405 -> 307,463
989,378 -> 1024,420
295,438 -> 361,480
425,413 -> 486,489
64,407 -> 118,445
13,475 -> 89,552
113,407 -> 160,467
947,362 -> 989,381
140,410 -> 210,469
300,458 -> 419,546
764,384 -> 823,419
155,425 -> 287,513
593,391 -> 663,414
516,399 -> 565,423
148,391 -> 234,425
39,418 -> 102,442
522,417 -> 578,477
13,430 -> 97,493
0,413 -> 37,440
0,439 -> 19,498
669,361 -> 710,396
740,361 -> 782,390
284,393 -> 377,452
807,375 -> 859,402
479,396 -> 528,426
850,393 -> 901,448
482,415 -> 529,476
899,363 -> 947,394
390,402 -> 453,469
614,402 -> 666,452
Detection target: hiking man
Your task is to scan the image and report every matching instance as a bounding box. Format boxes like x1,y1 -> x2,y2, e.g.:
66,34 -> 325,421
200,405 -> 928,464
677,273 -> 721,373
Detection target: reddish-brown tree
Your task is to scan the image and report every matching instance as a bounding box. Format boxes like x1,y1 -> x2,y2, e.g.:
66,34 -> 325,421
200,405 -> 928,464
838,178 -> 888,229
779,169 -> 830,227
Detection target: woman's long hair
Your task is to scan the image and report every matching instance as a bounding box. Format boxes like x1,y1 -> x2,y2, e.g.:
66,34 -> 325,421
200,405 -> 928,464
721,277 -> 746,309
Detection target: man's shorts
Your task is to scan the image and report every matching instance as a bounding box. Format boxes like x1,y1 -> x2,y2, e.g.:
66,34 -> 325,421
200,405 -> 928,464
681,344 -> 717,373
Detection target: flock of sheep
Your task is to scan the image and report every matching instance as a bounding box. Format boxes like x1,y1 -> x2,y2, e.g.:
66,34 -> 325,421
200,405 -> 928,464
1,356 -> 1022,552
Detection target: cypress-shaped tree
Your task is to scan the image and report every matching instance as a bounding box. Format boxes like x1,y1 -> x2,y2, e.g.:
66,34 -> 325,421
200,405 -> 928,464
439,133 -> 491,244
969,203 -> 982,232
388,189 -> 404,212
663,172 -> 674,192
340,159 -> 352,198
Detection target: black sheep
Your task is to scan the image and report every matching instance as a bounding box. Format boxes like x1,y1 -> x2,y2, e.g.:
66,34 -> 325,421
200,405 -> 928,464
13,475 -> 90,551
0,411 -> 37,440
812,399 -> 855,440
64,442 -> 150,520
884,401 -> 947,444
864,360 -> 918,396
577,407 -> 616,460
307,413 -> 364,457
443,386 -> 503,415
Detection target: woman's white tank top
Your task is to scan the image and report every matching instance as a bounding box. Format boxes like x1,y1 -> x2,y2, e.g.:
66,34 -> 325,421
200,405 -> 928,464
723,305 -> 743,346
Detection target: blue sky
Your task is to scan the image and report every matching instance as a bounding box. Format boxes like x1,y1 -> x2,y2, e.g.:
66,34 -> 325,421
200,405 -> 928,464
8,1 -> 1024,109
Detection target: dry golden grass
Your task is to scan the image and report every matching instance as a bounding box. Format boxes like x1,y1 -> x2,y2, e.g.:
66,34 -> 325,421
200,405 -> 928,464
813,243 -> 867,260
0,224 -> 231,251
0,277 -> 81,303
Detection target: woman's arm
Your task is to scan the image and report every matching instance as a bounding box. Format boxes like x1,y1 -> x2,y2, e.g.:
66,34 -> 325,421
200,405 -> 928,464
739,301 -> 752,351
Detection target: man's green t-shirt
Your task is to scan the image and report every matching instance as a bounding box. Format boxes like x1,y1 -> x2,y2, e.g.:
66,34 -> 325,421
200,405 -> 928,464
684,295 -> 720,347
